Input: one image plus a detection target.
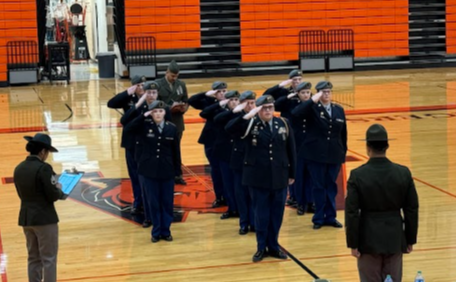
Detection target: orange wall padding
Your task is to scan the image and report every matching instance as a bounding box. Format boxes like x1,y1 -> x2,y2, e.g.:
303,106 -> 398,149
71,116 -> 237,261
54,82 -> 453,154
125,0 -> 201,49
0,0 -> 38,82
240,0 -> 409,62
446,0 -> 456,54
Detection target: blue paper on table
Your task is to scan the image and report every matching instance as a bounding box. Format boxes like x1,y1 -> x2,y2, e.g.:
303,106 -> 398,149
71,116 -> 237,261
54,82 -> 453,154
58,172 -> 84,195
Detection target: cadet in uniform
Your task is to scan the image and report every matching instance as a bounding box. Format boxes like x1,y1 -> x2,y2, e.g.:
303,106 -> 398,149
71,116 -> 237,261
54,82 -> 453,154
124,100 -> 180,243
121,81 -> 171,228
345,124 -> 419,282
276,82 -> 314,215
156,60 -> 188,185
14,133 -> 66,282
188,81 -> 228,208
226,95 -> 296,262
264,69 -> 303,103
107,75 -> 146,215
225,90 -> 257,234
202,91 -> 241,219
292,81 -> 347,229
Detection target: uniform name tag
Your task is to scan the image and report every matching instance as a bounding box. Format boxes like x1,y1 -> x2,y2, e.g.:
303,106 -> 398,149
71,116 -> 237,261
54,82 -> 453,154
147,133 -> 155,138
165,137 -> 174,140
336,118 -> 344,123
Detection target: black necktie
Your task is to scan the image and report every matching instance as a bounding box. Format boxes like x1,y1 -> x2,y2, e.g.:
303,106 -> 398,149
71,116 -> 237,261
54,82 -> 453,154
264,122 -> 271,134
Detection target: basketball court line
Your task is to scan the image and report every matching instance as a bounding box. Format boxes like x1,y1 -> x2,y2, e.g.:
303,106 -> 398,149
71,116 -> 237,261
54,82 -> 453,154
0,225 -> 7,282
57,246 -> 456,282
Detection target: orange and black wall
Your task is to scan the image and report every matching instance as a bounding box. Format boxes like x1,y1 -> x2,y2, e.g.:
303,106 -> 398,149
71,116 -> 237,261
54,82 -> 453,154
0,0 -> 455,85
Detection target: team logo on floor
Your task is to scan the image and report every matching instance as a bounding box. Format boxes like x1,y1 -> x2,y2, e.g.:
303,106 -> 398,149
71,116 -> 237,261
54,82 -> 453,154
65,166 -> 226,225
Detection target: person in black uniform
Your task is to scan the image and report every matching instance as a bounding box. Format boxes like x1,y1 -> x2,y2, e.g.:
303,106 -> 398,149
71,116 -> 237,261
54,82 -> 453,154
124,100 -> 180,243
226,90 -> 257,234
14,133 -> 66,282
121,81 -> 171,228
345,124 -> 419,282
156,61 -> 189,185
188,81 -> 228,208
292,81 -> 347,230
264,69 -> 303,102
276,82 -> 314,215
265,70 -> 303,207
201,90 -> 241,219
107,75 -> 146,215
226,95 -> 296,262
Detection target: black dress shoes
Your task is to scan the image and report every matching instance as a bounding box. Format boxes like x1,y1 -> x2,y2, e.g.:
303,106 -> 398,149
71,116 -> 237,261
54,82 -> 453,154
297,206 -> 305,216
162,235 -> 173,241
306,203 -> 316,213
328,220 -> 343,228
252,249 -> 267,263
174,176 -> 187,185
269,249 -> 288,260
151,236 -> 160,243
239,227 -> 249,235
250,226 -> 256,232
220,211 -> 238,220
142,220 -> 152,228
313,223 -> 322,230
212,198 -> 226,208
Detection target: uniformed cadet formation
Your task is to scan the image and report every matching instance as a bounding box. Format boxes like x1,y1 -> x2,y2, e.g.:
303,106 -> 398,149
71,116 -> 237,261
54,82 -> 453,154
12,59 -> 420,282
104,60 -> 351,262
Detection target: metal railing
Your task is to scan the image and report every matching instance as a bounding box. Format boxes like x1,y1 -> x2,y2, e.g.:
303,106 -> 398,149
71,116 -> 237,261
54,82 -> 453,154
125,36 -> 157,66
6,41 -> 39,70
299,30 -> 327,58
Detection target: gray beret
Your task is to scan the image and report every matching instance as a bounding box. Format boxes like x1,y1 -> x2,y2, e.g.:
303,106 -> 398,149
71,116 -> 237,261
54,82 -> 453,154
131,75 -> 146,85
148,100 -> 167,110
225,90 -> 240,99
296,82 -> 312,92
288,69 -> 302,79
212,81 -> 227,90
255,95 -> 275,107
240,90 -> 257,102
143,81 -> 160,91
315,81 -> 333,91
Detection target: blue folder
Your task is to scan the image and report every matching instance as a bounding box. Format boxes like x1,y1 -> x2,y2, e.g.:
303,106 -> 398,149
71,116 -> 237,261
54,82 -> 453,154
58,171 -> 84,195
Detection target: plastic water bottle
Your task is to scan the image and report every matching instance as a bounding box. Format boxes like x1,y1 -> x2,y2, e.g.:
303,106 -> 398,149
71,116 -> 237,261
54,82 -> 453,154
414,271 -> 425,282
384,275 -> 393,282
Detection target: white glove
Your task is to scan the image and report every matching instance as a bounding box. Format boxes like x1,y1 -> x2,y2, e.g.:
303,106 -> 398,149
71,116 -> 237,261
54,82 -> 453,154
287,92 -> 297,99
205,90 -> 217,97
312,91 -> 323,103
144,110 -> 152,117
219,99 -> 229,107
243,106 -> 262,120
127,85 -> 137,96
279,79 -> 292,87
233,102 -> 247,113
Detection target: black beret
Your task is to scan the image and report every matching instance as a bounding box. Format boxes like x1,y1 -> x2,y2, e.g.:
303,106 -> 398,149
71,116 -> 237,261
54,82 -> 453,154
288,69 -> 302,79
212,81 -> 227,90
148,100 -> 167,110
143,81 -> 160,91
255,95 -> 275,107
131,75 -> 146,85
240,90 -> 257,102
315,81 -> 333,91
225,90 -> 240,99
296,82 -> 312,92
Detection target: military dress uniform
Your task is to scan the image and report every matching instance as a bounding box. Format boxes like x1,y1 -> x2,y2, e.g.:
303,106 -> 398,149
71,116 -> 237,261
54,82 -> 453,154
204,91 -> 241,218
226,95 -> 296,262
107,75 -> 146,213
345,124 -> 419,282
14,133 -> 65,282
156,61 -> 188,184
124,101 -> 180,242
121,81 -> 172,226
292,81 -> 347,229
223,90 -> 257,234
275,82 -> 314,215
188,81 -> 227,206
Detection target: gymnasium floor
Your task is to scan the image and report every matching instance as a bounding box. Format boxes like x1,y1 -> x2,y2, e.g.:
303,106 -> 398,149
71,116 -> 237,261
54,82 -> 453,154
0,67 -> 455,282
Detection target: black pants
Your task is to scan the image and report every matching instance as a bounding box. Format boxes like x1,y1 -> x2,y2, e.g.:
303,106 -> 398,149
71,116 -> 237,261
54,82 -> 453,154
176,131 -> 183,177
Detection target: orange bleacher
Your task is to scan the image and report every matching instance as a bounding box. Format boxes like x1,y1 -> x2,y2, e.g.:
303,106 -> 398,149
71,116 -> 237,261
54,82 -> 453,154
124,0 -> 201,49
447,0 -> 456,54
0,0 -> 38,83
240,0 -> 410,62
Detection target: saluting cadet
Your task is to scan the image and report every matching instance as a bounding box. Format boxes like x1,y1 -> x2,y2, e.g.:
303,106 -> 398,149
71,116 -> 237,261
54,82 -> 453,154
224,90 -> 257,234
292,81 -> 347,230
124,100 -> 180,243
121,81 -> 171,228
202,91 -> 241,219
107,75 -> 146,215
276,82 -> 314,215
264,69 -> 303,103
188,81 -> 228,208
226,95 -> 296,263
156,60 -> 189,185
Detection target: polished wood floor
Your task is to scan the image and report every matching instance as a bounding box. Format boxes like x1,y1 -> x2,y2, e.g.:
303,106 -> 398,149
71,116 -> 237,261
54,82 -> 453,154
0,67 -> 455,282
